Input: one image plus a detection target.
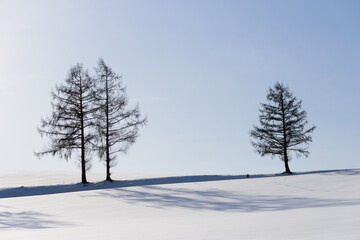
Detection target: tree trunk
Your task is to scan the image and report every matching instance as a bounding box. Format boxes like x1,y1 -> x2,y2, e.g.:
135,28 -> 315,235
284,152 -> 292,174
81,158 -> 88,183
81,127 -> 88,183
280,92 -> 292,174
106,161 -> 112,182
80,80 -> 88,184
105,73 -> 112,182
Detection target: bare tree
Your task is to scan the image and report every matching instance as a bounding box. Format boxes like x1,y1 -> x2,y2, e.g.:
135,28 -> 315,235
36,63 -> 95,183
250,82 -> 316,174
94,59 -> 147,181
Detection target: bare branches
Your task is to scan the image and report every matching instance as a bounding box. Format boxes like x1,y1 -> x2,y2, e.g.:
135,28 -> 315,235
35,63 -> 95,183
93,58 -> 147,181
250,82 -> 316,173
36,59 -> 147,182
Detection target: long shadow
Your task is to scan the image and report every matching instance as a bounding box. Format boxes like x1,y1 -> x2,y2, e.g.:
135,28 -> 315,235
0,210 -> 71,229
0,168 -> 359,199
0,175 -> 246,199
87,184 -> 360,212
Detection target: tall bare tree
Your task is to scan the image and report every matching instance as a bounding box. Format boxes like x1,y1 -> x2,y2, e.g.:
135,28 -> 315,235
94,59 -> 146,181
36,63 -> 95,183
250,82 -> 316,174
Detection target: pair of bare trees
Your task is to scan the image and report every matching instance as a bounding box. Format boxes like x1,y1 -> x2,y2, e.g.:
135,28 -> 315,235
36,59 -> 146,183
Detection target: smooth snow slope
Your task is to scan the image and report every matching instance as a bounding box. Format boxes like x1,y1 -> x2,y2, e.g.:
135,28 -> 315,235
0,169 -> 359,240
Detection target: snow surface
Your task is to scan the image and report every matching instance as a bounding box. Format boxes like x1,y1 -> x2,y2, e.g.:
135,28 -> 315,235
0,169 -> 359,240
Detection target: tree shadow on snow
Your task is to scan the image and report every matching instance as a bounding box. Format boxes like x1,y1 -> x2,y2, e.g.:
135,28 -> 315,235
0,175 -> 247,199
90,185 -> 360,212
0,168 -> 359,200
300,168 -> 360,176
0,210 -> 71,229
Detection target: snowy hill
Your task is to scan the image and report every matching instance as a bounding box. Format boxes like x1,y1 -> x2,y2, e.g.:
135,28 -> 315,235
0,169 -> 359,240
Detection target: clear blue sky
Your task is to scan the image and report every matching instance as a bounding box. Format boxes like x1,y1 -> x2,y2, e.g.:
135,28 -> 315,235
0,0 -> 359,175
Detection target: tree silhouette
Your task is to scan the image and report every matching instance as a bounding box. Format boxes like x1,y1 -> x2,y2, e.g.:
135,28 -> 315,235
93,59 -> 147,181
36,63 -> 96,183
250,82 -> 316,174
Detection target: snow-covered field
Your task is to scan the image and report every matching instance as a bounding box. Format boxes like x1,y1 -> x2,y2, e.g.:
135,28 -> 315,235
0,169 -> 359,240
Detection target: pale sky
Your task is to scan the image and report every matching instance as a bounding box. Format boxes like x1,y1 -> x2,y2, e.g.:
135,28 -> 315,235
0,0 -> 359,176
